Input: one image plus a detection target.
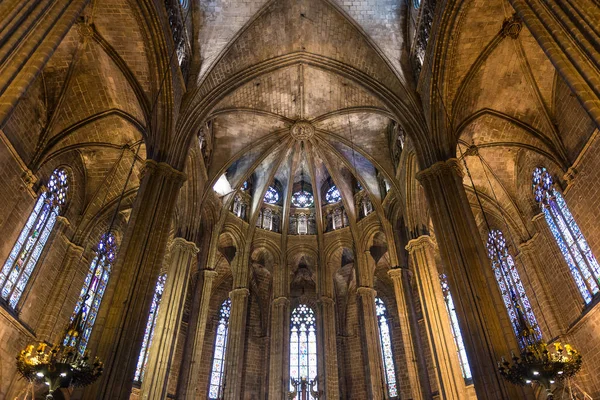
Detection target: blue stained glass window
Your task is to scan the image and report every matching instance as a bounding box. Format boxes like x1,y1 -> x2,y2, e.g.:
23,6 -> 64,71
264,186 -> 279,204
64,232 -> 117,355
291,190 -> 314,208
0,168 -> 68,309
325,185 -> 342,204
290,304 -> 317,398
375,298 -> 398,398
134,273 -> 167,383
209,298 -> 231,399
533,167 -> 600,304
440,274 -> 472,381
486,230 -> 541,348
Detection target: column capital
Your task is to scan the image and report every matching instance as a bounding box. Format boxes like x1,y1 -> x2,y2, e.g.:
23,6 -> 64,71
531,212 -> 546,224
318,296 -> 335,305
518,233 -> 539,254
229,287 -> 250,298
170,237 -> 199,254
405,235 -> 435,253
416,158 -> 463,183
272,296 -> 290,306
142,159 -> 187,184
356,286 -> 376,298
202,269 -> 218,279
387,266 -> 406,280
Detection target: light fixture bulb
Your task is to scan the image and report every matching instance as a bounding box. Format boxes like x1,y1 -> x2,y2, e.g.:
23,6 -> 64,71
532,371 -> 539,376
60,372 -> 67,377
36,372 -> 44,378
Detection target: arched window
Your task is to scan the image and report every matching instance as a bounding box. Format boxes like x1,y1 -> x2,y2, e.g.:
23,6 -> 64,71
0,168 -> 69,308
209,298 -> 231,399
375,297 -> 398,398
134,273 -> 167,383
264,186 -> 279,204
440,274 -> 472,381
325,185 -> 341,204
533,167 -> 600,304
487,229 -> 541,347
290,304 -> 317,397
292,190 -> 314,208
64,232 -> 117,355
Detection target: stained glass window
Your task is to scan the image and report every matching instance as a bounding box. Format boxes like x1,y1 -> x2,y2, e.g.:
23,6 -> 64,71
325,185 -> 342,204
414,0 -> 421,8
241,181 -> 249,191
209,298 -> 231,399
0,168 -> 69,309
440,274 -> 472,381
134,273 -> 167,383
375,298 -> 398,398
291,190 -> 314,208
533,167 -> 600,304
64,232 -> 117,355
290,304 -> 317,398
264,186 -> 279,204
487,229 -> 541,348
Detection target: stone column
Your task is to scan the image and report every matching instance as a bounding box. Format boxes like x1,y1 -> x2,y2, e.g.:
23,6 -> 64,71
387,266 -> 429,400
85,160 -> 186,400
140,237 -> 198,400
268,296 -> 289,399
406,235 -> 466,400
417,159 -> 528,400
0,0 -> 91,125
179,269 -> 218,399
507,0 -> 600,128
223,287 -> 249,400
356,286 -> 384,399
319,296 -> 339,398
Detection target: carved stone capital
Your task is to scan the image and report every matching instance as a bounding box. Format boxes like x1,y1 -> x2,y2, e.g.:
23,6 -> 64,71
356,286 -> 376,298
21,169 -> 37,198
563,166 -> 578,189
518,233 -> 539,254
531,212 -> 546,224
272,296 -> 290,307
416,158 -> 463,184
202,269 -> 218,280
142,159 -> 187,185
229,287 -> 250,299
405,235 -> 435,253
170,237 -> 199,254
318,296 -> 335,306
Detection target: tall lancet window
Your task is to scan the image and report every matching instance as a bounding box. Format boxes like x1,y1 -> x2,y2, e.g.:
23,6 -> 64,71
375,297 -> 398,398
0,168 -> 69,308
65,232 -> 117,355
134,273 -> 167,383
533,167 -> 600,303
487,229 -> 541,348
440,274 -> 472,381
209,298 -> 231,399
289,304 -> 317,398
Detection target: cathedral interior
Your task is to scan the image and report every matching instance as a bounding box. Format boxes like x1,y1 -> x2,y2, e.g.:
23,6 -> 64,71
0,0 -> 599,399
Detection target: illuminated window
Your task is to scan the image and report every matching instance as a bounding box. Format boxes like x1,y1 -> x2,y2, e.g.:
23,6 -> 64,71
487,230 -> 541,348
64,232 -> 117,355
290,304 -> 317,398
264,186 -> 280,204
414,0 -> 421,8
209,299 -> 231,399
440,274 -> 472,381
0,168 -> 68,308
134,273 -> 167,383
533,167 -> 600,304
291,190 -> 314,208
325,185 -> 341,204
375,298 -> 398,398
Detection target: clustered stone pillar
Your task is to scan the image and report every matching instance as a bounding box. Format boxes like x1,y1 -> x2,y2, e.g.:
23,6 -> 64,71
140,237 -> 198,400
85,160 -> 186,400
356,286 -> 385,399
387,266 -> 427,400
223,287 -> 250,400
506,0 -> 600,128
406,235 -> 466,400
268,296 -> 289,399
319,295 -> 339,398
179,269 -> 218,399
417,158 -> 527,400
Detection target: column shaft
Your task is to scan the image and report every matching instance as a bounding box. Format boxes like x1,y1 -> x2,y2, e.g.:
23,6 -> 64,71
319,296 -> 339,398
86,160 -> 185,400
356,286 -> 384,399
417,159 -> 527,399
268,297 -> 289,399
406,235 -> 466,400
140,237 -> 198,399
223,287 -> 249,400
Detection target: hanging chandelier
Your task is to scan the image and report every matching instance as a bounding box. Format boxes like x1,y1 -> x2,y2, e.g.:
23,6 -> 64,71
16,307 -> 103,399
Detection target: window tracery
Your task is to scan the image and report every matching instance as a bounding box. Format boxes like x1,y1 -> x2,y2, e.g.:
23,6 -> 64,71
487,229 -> 541,347
290,304 -> 317,398
264,186 -> 280,204
533,167 -> 600,303
134,273 -> 167,383
65,232 -> 117,355
209,298 -> 231,399
292,190 -> 314,208
0,168 -> 69,308
325,185 -> 341,204
375,297 -> 398,398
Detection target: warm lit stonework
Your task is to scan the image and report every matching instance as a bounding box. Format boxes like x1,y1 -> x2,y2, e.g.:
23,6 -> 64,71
0,0 -> 599,399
